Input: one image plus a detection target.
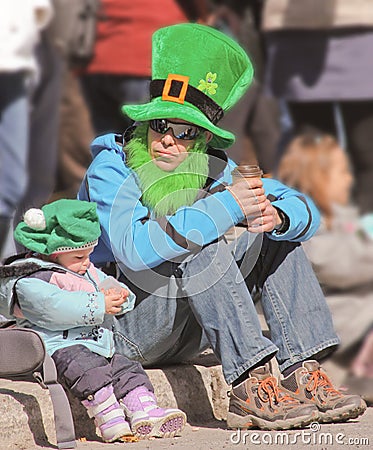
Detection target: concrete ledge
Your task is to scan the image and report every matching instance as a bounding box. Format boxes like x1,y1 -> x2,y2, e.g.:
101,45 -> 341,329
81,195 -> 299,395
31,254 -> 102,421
0,354 -> 229,448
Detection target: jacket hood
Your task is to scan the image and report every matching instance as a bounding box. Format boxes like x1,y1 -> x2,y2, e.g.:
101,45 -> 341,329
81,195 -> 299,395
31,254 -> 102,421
91,133 -> 124,158
0,258 -> 64,317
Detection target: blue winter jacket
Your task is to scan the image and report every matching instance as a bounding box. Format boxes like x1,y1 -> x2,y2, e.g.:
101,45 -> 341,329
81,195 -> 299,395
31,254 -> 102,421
0,257 -> 135,357
78,134 -> 320,271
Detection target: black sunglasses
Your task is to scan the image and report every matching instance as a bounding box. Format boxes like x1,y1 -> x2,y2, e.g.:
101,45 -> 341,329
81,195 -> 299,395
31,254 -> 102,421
149,119 -> 202,140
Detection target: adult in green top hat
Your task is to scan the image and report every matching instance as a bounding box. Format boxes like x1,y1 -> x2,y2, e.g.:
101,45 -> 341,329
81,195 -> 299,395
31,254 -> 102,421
78,20 -> 365,434
122,23 -> 254,149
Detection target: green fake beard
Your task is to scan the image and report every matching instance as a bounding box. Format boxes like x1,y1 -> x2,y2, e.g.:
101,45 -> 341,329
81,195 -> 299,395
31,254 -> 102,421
126,124 -> 209,217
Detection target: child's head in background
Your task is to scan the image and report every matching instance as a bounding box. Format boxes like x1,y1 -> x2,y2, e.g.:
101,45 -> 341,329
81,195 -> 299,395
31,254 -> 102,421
14,199 -> 101,275
277,132 -> 354,224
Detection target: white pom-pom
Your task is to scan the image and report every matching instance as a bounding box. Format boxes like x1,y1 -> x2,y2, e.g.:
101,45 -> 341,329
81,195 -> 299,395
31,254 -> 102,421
24,208 -> 46,230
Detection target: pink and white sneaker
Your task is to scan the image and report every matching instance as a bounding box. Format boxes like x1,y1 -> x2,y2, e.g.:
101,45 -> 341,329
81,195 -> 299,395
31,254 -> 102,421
120,386 -> 187,438
81,385 -> 133,442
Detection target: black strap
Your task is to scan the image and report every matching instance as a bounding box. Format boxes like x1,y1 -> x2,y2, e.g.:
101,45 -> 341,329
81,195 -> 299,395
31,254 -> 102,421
293,195 -> 313,240
150,79 -> 224,124
7,267 -> 76,447
267,194 -> 311,237
84,176 -> 91,202
0,319 -> 16,329
156,216 -> 202,252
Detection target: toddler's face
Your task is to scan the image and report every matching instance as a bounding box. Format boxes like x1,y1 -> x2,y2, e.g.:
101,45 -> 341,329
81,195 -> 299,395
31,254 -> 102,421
327,148 -> 354,206
54,248 -> 94,275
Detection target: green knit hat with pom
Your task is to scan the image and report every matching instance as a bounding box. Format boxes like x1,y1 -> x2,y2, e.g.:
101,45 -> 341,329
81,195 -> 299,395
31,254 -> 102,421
14,199 -> 101,255
122,23 -> 254,149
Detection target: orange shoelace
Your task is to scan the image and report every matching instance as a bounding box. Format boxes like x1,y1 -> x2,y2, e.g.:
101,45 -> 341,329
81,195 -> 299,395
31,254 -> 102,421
257,376 -> 298,408
306,370 -> 341,396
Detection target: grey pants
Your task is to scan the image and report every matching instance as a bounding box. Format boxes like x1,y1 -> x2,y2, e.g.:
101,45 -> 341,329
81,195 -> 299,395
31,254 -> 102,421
52,344 -> 153,400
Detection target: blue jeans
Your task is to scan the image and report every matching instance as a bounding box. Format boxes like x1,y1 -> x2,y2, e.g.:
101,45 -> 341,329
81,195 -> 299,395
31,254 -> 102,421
113,232 -> 339,385
0,72 -> 29,218
14,33 -> 65,230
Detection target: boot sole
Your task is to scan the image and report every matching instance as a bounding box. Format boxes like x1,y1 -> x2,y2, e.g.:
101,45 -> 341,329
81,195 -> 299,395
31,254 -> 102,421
132,411 -> 187,439
227,410 -> 318,431
317,400 -> 367,424
131,419 -> 153,439
149,411 -> 187,438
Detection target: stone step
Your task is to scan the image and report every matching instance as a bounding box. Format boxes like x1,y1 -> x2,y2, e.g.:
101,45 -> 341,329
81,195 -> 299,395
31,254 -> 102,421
0,353 -> 229,448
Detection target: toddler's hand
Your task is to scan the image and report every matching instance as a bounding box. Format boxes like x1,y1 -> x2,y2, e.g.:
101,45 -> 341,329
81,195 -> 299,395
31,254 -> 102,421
103,290 -> 125,314
119,287 -> 130,301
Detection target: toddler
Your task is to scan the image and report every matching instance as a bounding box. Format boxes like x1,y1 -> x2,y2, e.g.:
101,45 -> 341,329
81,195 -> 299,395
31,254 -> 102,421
0,199 -> 186,442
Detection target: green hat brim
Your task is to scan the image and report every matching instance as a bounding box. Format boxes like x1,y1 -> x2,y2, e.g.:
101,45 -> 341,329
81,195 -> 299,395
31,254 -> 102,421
122,98 -> 235,149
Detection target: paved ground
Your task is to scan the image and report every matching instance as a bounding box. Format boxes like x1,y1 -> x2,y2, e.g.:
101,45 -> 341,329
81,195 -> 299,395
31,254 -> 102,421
4,407 -> 372,450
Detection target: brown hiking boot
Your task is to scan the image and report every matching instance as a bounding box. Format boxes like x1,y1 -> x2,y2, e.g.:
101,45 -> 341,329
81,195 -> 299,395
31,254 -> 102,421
280,360 -> 367,423
227,364 -> 318,430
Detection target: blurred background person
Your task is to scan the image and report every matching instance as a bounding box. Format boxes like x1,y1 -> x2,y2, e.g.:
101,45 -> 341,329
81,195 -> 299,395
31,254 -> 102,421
262,0 -> 373,214
14,27 -> 67,228
80,0 -> 209,136
48,0 -> 99,202
277,131 -> 373,404
51,68 -> 94,201
4,1 -> 100,258
0,1 -> 53,260
207,0 -> 280,174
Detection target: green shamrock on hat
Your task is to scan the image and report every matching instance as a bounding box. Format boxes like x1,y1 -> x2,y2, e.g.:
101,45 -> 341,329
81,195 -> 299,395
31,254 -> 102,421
198,72 -> 218,95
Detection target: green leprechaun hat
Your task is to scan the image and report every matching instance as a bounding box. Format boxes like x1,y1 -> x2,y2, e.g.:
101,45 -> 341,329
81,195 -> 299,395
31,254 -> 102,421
122,23 -> 254,149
